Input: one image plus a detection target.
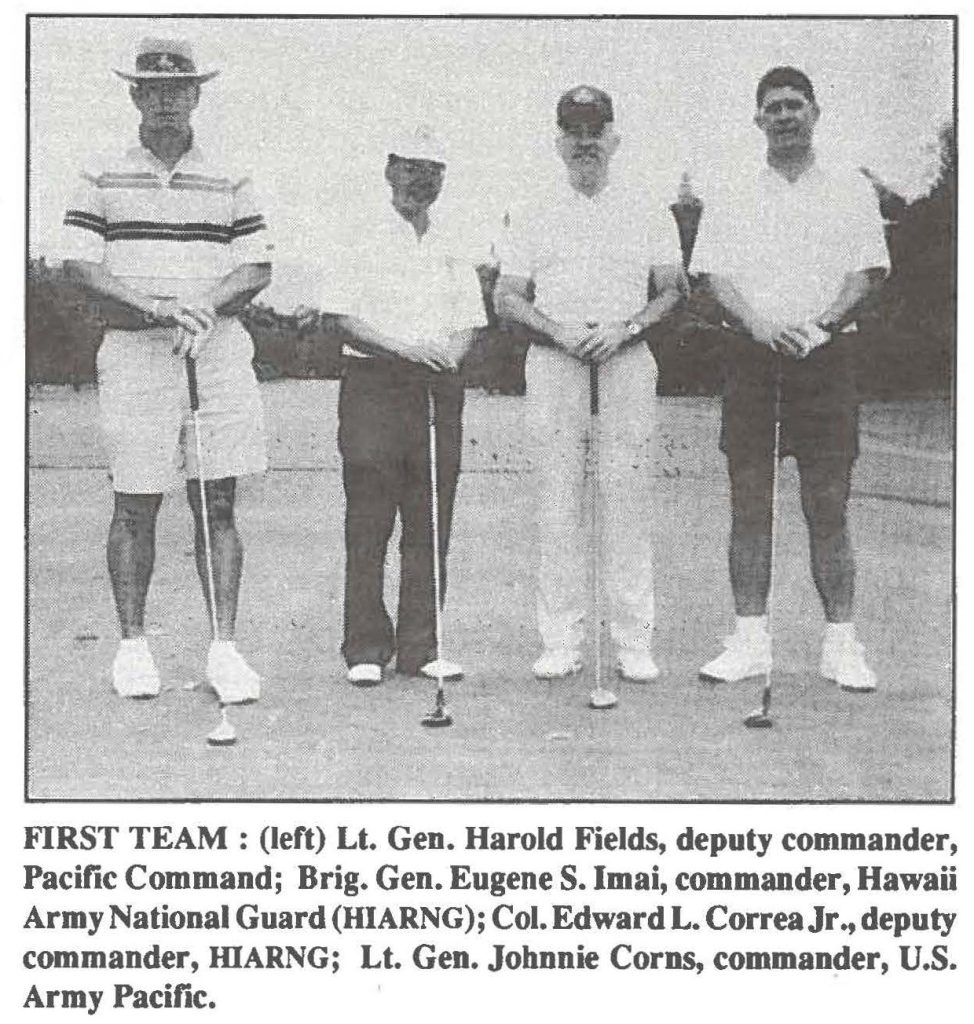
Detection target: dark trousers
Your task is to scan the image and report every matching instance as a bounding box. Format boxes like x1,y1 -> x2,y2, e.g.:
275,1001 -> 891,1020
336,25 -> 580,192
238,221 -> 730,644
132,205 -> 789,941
338,358 -> 463,673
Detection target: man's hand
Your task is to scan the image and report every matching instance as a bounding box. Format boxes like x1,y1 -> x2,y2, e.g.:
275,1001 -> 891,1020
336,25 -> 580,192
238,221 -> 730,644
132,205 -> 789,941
747,315 -> 788,352
774,321 -> 831,361
392,336 -> 458,372
167,303 -> 216,359
550,322 -> 595,359
578,320 -> 631,364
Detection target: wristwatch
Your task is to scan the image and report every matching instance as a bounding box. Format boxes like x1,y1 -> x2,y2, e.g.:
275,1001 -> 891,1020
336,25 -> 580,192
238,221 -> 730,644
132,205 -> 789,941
625,319 -> 643,338
813,315 -> 840,334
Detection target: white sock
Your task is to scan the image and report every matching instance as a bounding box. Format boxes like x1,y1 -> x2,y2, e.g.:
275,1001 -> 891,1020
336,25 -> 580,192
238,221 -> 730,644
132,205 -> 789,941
736,615 -> 768,639
209,639 -> 236,653
824,622 -> 856,644
119,637 -> 149,651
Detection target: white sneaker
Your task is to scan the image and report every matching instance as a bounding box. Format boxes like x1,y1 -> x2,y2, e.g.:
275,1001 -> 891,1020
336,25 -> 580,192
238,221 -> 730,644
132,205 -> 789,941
112,638 -> 161,699
617,650 -> 660,683
820,632 -> 877,692
532,648 -> 582,680
699,630 -> 772,683
420,658 -> 464,681
348,663 -> 382,687
207,642 -> 260,705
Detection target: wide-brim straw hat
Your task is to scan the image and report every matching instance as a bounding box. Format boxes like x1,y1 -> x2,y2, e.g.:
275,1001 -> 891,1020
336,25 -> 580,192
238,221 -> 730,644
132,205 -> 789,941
114,37 -> 219,83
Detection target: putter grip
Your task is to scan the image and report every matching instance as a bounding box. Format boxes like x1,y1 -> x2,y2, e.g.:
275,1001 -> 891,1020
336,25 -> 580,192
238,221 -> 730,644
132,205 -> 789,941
185,357 -> 200,413
589,362 -> 599,416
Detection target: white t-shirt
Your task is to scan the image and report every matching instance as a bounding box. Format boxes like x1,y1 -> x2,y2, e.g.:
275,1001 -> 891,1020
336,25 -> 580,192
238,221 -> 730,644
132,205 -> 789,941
323,197 -> 488,356
690,160 -> 890,324
498,176 -> 684,325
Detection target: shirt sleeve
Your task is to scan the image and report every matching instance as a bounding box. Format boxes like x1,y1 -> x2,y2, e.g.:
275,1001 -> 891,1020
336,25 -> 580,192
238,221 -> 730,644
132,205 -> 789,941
839,172 -> 891,273
230,176 -> 274,266
60,167 -> 107,264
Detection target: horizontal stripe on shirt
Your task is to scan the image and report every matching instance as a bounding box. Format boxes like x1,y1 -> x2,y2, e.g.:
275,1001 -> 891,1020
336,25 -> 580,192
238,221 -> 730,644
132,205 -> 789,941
63,213 -> 266,244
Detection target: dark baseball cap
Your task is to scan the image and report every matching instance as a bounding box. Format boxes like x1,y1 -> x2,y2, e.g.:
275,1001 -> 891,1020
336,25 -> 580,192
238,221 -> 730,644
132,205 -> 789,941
556,85 -> 614,134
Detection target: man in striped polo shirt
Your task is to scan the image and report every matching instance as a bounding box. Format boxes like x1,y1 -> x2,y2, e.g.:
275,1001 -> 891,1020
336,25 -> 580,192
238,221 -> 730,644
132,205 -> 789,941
61,38 -> 273,703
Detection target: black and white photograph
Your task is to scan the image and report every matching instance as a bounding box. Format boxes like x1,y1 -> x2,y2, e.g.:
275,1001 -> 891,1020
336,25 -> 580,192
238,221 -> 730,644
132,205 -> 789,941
25,14 -> 955,801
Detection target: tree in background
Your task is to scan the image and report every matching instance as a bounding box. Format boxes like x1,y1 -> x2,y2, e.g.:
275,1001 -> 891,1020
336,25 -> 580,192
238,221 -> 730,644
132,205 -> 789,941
26,126 -> 955,399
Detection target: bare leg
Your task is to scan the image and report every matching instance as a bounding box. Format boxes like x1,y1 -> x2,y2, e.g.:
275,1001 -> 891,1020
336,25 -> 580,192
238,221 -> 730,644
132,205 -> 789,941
107,491 -> 164,638
798,456 -> 855,623
186,476 -> 242,640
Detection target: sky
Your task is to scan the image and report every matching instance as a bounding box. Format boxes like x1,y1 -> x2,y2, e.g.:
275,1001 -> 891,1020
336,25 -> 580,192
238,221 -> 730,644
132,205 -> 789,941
29,16 -> 954,309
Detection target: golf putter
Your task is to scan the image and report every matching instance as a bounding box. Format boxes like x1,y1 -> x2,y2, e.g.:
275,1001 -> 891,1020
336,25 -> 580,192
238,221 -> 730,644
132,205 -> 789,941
587,360 -> 617,711
421,383 -> 453,728
743,364 -> 782,730
184,356 -> 238,747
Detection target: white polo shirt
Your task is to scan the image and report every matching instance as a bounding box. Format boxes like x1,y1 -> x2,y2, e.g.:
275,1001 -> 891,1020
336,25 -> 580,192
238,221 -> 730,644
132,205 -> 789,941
690,160 -> 890,324
498,176 -> 684,324
324,197 -> 488,356
61,142 -> 272,302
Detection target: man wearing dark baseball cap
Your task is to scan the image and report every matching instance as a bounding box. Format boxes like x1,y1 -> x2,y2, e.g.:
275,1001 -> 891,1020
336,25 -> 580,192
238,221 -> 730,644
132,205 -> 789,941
495,86 -> 686,685
556,85 -> 614,134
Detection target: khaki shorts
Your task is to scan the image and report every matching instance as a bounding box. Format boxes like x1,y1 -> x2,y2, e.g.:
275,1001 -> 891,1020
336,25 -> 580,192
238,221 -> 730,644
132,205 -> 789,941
97,318 -> 267,494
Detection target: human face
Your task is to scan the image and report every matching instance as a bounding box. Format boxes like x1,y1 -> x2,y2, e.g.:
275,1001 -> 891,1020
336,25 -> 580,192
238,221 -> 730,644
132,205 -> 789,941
385,156 -> 446,221
556,125 -> 619,195
755,85 -> 819,156
131,80 -> 200,133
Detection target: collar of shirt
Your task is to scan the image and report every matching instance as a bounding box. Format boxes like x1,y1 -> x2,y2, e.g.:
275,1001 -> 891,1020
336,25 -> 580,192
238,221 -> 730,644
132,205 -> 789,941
128,141 -> 207,180
529,176 -> 655,325
338,195 -> 476,349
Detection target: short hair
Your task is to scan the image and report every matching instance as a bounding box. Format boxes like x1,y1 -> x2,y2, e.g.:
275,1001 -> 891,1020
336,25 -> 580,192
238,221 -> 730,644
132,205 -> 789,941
756,67 -> 816,108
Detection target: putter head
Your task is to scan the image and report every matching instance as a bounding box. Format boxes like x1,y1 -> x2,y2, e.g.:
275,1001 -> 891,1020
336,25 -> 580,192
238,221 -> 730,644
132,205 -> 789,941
588,687 -> 618,710
743,708 -> 773,729
421,706 -> 453,728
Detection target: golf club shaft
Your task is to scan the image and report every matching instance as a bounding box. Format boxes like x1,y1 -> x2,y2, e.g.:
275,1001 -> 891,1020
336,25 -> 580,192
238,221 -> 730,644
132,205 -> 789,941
186,357 -> 220,642
427,384 -> 445,695
589,362 -> 602,695
763,362 -> 784,710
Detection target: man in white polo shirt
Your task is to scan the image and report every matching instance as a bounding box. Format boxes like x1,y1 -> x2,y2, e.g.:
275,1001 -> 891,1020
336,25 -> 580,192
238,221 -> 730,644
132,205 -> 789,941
691,66 -> 890,692
61,38 -> 273,703
495,86 -> 686,683
325,126 -> 487,687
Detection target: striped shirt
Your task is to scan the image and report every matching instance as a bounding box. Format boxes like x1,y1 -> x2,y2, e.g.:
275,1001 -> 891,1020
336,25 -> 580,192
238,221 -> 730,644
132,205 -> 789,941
61,142 -> 272,299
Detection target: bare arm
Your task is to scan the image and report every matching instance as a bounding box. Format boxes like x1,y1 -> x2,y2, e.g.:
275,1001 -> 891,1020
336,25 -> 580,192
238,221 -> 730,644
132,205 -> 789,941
493,274 -> 558,338
812,268 -> 887,332
703,272 -> 781,348
443,328 -> 477,367
201,262 -> 272,317
577,262 -> 688,363
492,274 -> 591,357
62,260 -> 197,331
335,315 -> 457,372
634,262 -> 687,330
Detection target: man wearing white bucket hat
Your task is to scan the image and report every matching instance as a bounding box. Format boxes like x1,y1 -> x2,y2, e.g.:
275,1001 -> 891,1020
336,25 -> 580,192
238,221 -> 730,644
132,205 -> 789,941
324,125 -> 488,687
61,38 -> 273,704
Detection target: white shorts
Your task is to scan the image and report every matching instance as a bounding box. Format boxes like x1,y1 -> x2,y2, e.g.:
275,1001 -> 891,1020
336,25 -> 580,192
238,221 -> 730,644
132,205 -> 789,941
96,317 -> 267,494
